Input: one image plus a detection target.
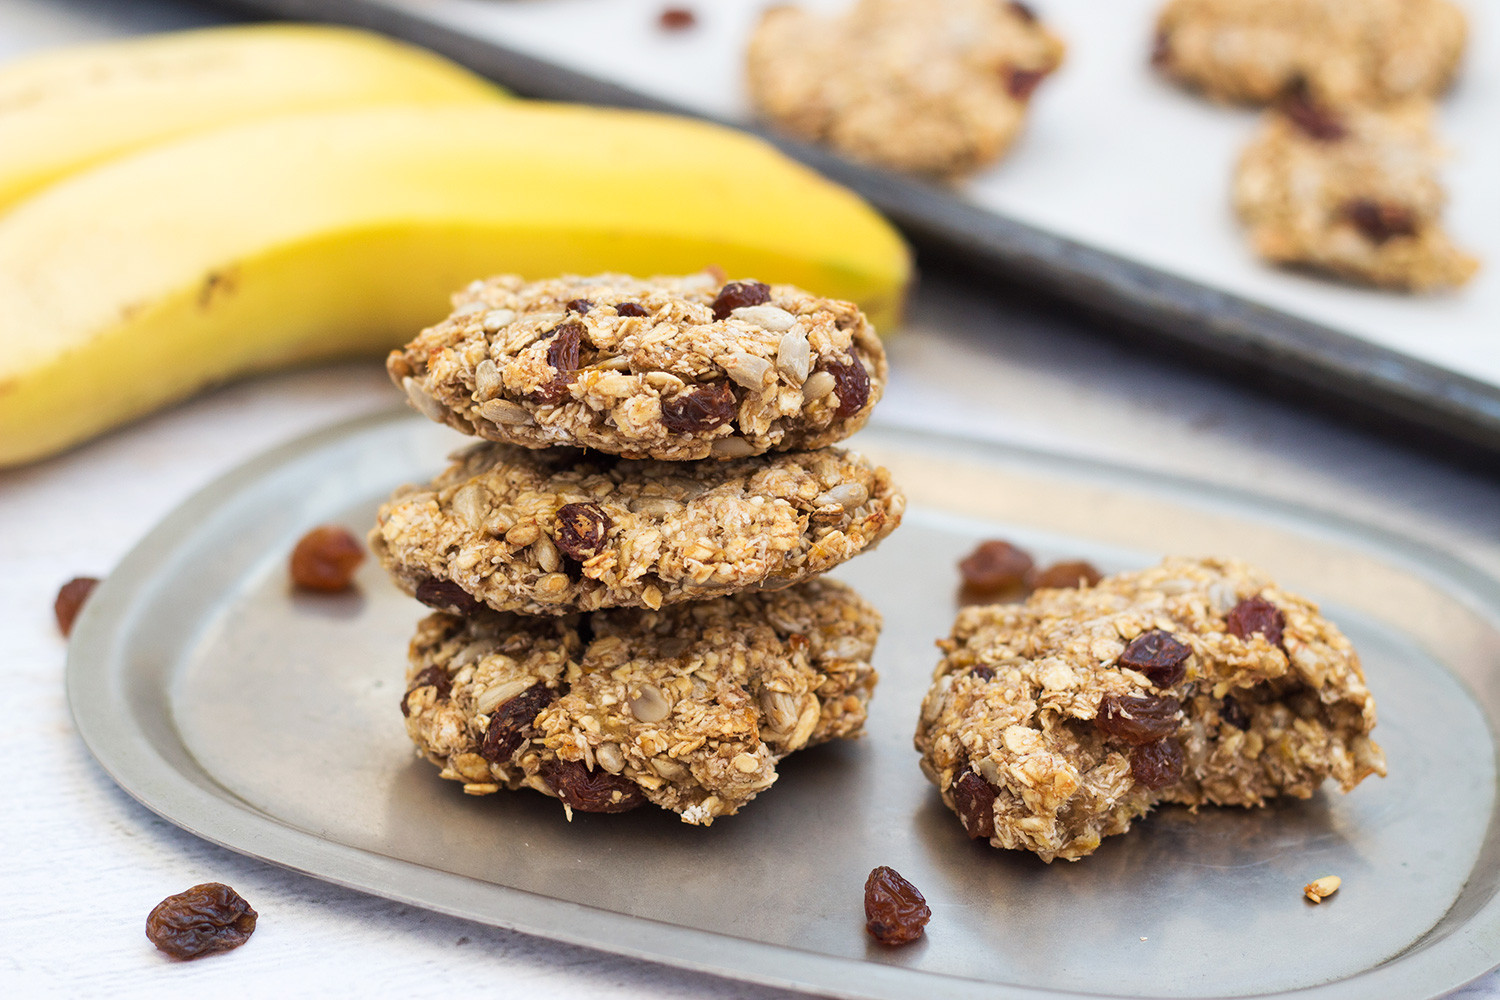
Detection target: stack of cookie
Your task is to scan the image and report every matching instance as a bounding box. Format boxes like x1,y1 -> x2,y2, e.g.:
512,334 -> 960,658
372,272 -> 905,824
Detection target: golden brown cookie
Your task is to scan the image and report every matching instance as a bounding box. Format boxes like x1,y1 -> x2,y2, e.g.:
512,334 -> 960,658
915,557 -> 1385,862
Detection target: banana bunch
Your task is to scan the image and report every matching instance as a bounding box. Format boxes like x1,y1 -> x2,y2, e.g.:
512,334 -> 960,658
0,27 -> 910,467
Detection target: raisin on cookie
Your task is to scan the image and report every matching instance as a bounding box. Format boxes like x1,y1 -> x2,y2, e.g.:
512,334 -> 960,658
400,578 -> 880,824
915,557 -> 1386,862
370,441 -> 903,617
1153,0 -> 1467,105
746,0 -> 1064,179
1234,92 -> 1478,291
388,272 -> 886,461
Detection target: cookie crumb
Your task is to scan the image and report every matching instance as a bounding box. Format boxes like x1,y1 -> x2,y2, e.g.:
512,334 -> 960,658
1303,875 -> 1341,903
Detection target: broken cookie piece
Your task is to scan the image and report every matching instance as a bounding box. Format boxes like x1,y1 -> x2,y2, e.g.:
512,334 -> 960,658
746,0 -> 1064,178
915,556 -> 1386,862
401,577 -> 880,824
1153,0 -> 1467,106
1233,94 -> 1477,291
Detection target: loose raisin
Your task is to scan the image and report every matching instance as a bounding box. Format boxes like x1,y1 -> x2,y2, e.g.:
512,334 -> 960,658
565,298 -> 593,314
1026,560 -> 1101,591
958,539 -> 1035,598
415,578 -> 483,615
1009,1 -> 1037,22
401,665 -> 452,717
952,769 -> 998,839
1095,694 -> 1180,745
1281,83 -> 1346,141
864,866 -> 931,946
1131,737 -> 1184,789
661,382 -> 737,434
969,665 -> 995,681
1227,595 -> 1285,648
1118,629 -> 1191,688
554,502 -> 611,562
289,525 -> 364,593
539,758 -> 645,812
1007,67 -> 1047,100
1345,198 -> 1418,244
1220,694 -> 1251,731
659,6 -> 696,29
145,883 -> 257,960
54,576 -> 101,637
615,302 -> 649,317
823,358 -> 871,418
711,280 -> 770,320
546,320 -> 584,372
481,683 -> 557,763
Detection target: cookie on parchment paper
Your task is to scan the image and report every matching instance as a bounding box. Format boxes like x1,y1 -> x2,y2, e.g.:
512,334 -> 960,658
400,578 -> 881,824
1233,93 -> 1477,291
746,0 -> 1065,179
1153,0 -> 1467,106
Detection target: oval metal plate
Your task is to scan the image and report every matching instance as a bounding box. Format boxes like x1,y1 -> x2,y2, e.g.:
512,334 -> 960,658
67,412 -> 1500,998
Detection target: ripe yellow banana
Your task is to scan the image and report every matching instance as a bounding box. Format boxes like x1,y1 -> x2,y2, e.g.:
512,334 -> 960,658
0,23 -> 506,214
0,102 -> 911,467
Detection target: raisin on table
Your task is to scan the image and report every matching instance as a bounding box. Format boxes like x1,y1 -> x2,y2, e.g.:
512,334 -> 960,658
146,883 -> 257,960
864,866 -> 931,946
54,576 -> 101,637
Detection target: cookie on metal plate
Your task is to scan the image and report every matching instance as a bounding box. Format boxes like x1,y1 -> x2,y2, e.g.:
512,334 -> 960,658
1153,0 -> 1467,105
915,556 -> 1386,862
399,578 -> 881,824
370,440 -> 903,616
1233,93 -> 1477,291
388,271 -> 887,460
746,0 -> 1065,178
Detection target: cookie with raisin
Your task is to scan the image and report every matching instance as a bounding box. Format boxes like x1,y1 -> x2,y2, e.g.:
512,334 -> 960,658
915,556 -> 1385,861
400,578 -> 880,824
371,440 -> 902,616
746,0 -> 1065,178
1234,94 -> 1477,290
388,271 -> 886,460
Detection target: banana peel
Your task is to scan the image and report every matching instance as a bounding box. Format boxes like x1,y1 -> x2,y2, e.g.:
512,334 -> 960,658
0,23 -> 507,215
0,102 -> 911,467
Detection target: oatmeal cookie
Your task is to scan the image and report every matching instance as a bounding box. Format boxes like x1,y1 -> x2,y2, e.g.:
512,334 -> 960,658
370,440 -> 903,616
387,272 -> 886,461
745,0 -> 1065,178
400,578 -> 881,824
1152,0 -> 1467,105
1233,94 -> 1477,290
915,557 -> 1386,862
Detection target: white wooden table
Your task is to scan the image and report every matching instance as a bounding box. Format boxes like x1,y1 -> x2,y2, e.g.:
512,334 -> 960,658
3,2 -> 1498,996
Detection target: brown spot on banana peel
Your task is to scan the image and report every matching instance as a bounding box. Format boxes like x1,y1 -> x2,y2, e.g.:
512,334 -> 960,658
197,266 -> 239,310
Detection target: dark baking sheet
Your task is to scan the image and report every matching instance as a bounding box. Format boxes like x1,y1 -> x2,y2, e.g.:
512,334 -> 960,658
204,0 -> 1500,466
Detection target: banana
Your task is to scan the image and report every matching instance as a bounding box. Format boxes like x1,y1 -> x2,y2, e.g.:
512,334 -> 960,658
0,102 -> 911,466
0,23 -> 506,214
